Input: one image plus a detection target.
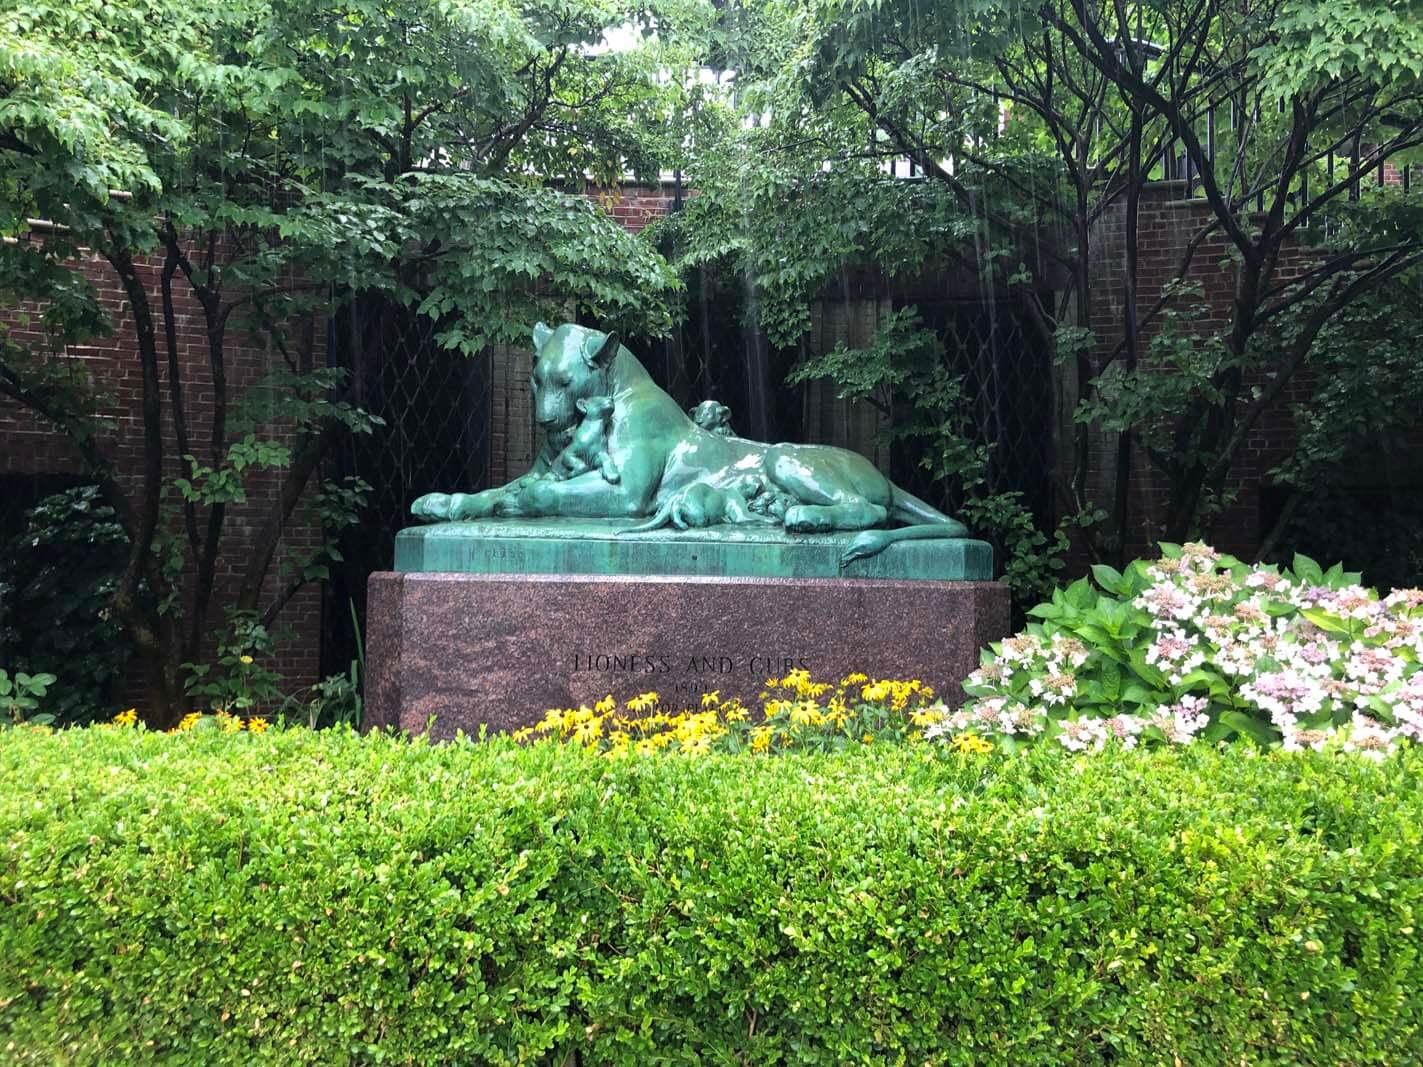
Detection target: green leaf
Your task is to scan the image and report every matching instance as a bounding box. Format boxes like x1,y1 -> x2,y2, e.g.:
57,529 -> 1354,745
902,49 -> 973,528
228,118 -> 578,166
1090,564 -> 1124,595
1099,661 -> 1123,704
1292,553 -> 1325,585
1063,578 -> 1097,610
1301,609 -> 1350,634
1122,684 -> 1168,707
1220,711 -> 1277,748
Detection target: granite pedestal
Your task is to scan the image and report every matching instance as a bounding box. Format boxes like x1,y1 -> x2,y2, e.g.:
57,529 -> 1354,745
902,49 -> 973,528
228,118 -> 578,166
365,521 -> 1010,738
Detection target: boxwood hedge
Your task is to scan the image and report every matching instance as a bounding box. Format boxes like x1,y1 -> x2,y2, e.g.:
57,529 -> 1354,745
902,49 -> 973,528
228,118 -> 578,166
2,727 -> 1421,1064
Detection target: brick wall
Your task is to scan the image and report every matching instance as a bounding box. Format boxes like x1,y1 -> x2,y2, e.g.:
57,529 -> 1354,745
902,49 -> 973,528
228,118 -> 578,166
1086,182 -> 1322,558
0,240 -> 326,698
488,340 -> 535,486
588,180 -> 688,234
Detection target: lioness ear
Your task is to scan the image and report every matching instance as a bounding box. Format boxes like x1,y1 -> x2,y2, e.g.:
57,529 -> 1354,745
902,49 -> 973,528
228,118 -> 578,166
574,397 -> 590,414
582,330 -> 619,369
532,321 -> 553,350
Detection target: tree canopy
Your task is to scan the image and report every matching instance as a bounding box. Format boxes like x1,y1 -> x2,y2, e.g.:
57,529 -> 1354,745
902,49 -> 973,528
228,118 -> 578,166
666,0 -> 1423,573
0,0 -> 706,721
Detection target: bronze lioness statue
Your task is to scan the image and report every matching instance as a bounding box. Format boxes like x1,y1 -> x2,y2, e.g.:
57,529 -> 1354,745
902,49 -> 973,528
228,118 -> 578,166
411,322 -> 970,562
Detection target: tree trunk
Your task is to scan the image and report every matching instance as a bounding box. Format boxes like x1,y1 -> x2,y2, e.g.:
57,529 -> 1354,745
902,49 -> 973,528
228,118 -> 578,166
105,244 -> 188,728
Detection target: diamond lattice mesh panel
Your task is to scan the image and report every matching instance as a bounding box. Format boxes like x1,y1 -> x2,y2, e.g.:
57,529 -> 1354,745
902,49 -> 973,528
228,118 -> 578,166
891,299 -> 1055,528
321,297 -> 491,674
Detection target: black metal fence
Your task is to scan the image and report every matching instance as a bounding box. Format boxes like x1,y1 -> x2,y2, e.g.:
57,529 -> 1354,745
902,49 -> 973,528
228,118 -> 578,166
320,296 -> 492,677
899,299 -> 1055,528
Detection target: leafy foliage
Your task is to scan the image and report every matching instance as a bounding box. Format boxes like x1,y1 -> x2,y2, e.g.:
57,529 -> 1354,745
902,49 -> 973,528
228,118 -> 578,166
1,0 -> 701,722
0,487 -> 130,726
182,611 -> 287,716
1270,268 -> 1423,497
1255,0 -> 1423,94
299,667 -> 363,730
0,668 -> 55,727
4,728 -> 1423,1061
672,0 -> 1423,562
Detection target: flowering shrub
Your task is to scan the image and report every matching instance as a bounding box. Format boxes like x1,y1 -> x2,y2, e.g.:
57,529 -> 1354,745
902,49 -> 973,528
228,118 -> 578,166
938,542 -> 1423,756
518,670 -> 977,756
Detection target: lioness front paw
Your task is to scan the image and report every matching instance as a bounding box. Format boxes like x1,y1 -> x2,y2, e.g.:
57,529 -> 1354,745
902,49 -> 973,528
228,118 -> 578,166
411,493 -> 452,521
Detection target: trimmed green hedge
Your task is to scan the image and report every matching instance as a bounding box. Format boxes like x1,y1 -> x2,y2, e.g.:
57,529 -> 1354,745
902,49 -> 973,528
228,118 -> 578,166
2,729 -> 1422,1064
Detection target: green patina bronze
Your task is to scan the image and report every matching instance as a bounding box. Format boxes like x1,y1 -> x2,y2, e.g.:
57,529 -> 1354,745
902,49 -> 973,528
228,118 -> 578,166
397,519 -> 994,580
410,322 -> 992,578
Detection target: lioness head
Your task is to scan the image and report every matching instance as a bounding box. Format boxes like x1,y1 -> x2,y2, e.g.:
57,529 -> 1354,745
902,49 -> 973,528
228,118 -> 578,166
530,322 -> 620,434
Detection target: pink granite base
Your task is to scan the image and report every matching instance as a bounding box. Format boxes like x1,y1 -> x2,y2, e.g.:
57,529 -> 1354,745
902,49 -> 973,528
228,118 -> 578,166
365,572 -> 1010,738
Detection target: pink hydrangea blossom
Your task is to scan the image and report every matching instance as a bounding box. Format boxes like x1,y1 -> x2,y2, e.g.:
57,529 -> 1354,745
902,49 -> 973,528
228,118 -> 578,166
942,545 -> 1423,757
1056,718 -> 1108,752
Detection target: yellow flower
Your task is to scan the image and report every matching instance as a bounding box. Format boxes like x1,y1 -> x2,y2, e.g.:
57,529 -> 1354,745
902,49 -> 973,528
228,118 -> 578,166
749,726 -> 775,753
782,668 -> 812,694
841,672 -> 868,685
626,692 -> 659,713
113,708 -> 138,727
951,733 -> 994,755
678,733 -> 713,755
245,717 -> 270,734
595,695 -> 616,715
700,690 -> 721,709
789,700 -> 825,726
909,706 -> 947,728
511,727 -> 534,743
861,733 -> 875,745
177,712 -> 202,732
239,655 -> 254,666
216,711 -> 242,734
573,716 -> 603,746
